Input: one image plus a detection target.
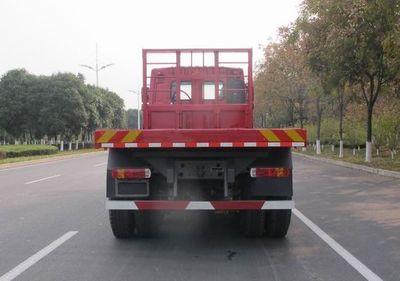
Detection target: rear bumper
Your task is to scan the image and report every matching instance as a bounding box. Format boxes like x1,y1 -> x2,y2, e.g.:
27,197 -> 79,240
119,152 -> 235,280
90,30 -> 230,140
106,200 -> 294,210
95,128 -> 307,149
99,141 -> 305,149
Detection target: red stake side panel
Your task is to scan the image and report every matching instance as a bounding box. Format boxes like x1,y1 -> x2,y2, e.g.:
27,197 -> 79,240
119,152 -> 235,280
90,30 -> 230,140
94,128 -> 306,148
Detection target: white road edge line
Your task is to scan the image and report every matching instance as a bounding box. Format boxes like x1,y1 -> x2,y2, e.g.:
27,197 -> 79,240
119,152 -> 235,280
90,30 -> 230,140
293,208 -> 383,281
25,174 -> 61,185
0,231 -> 78,281
94,162 -> 106,167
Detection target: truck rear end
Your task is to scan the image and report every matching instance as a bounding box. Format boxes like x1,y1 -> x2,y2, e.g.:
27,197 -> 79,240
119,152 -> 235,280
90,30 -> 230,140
95,49 -> 306,238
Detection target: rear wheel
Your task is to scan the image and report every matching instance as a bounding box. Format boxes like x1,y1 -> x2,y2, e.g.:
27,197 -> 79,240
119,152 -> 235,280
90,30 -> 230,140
265,209 -> 291,238
109,210 -> 136,239
241,210 -> 265,237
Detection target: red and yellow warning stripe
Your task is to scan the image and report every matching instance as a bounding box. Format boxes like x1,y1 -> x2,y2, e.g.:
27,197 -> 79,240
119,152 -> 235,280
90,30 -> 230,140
94,128 -> 307,148
258,129 -> 305,142
96,130 -> 142,143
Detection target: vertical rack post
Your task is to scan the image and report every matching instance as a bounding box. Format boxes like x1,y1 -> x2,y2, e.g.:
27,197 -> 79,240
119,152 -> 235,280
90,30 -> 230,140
142,50 -> 148,129
247,49 -> 253,127
175,51 -> 181,128
214,50 -> 220,128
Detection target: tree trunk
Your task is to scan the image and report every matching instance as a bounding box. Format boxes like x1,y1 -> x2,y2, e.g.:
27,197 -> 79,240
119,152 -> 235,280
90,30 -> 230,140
339,140 -> 344,158
299,102 -> 305,128
338,87 -> 344,158
365,104 -> 373,162
288,101 -> 294,127
316,96 -> 322,155
316,139 -> 321,155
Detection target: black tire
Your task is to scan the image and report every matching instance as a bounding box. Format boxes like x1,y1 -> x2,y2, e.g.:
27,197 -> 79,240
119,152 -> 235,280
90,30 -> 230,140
241,210 -> 265,237
109,210 -> 136,239
265,209 -> 291,238
135,211 -> 157,237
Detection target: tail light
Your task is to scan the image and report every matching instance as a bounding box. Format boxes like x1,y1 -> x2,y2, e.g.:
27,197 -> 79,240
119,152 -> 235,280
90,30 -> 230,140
112,168 -> 151,179
250,167 -> 291,178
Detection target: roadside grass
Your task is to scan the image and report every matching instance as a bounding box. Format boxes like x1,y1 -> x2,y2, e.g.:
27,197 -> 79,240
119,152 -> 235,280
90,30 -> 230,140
296,146 -> 400,172
0,144 -> 55,153
0,148 -> 102,165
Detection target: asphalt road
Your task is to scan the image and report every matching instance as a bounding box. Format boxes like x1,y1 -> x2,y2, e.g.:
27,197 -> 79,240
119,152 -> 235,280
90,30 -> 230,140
0,152 -> 399,281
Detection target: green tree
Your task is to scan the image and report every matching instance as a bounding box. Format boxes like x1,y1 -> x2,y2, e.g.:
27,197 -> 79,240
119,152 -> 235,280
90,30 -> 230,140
38,73 -> 88,141
255,39 -> 311,128
0,69 -> 127,143
126,109 -> 139,129
373,94 -> 400,158
93,86 -> 126,128
25,75 -> 48,141
0,69 -> 34,141
297,0 -> 400,162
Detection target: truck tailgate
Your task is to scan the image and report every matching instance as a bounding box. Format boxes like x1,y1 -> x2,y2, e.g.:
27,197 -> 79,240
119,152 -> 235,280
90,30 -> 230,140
95,128 -> 306,148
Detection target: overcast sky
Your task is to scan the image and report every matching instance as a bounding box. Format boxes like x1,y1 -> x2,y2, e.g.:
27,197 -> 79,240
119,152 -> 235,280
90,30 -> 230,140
0,0 -> 302,109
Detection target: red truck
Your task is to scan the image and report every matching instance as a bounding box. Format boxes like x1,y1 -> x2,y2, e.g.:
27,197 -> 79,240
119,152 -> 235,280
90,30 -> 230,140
95,48 -> 306,238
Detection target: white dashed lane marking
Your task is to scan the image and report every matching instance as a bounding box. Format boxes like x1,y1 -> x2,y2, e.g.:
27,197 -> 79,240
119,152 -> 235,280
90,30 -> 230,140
0,231 -> 78,281
24,174 -> 61,185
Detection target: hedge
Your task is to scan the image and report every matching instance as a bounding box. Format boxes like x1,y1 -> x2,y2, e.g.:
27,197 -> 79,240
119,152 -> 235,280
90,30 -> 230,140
0,145 -> 58,158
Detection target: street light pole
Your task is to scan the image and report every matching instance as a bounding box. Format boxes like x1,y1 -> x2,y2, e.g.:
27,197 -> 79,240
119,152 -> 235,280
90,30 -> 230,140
80,43 -> 114,87
129,90 -> 141,129
95,43 -> 99,86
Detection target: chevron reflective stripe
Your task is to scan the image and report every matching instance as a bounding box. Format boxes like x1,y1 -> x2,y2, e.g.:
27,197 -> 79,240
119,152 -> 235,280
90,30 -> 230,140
95,129 -> 306,148
261,200 -> 294,209
186,201 -> 214,210
267,142 -> 281,147
125,143 -> 138,148
259,129 -> 281,142
106,200 -> 138,210
196,142 -> 209,147
284,129 -> 305,142
172,142 -> 185,147
96,130 -> 142,143
244,142 -> 257,147
106,200 -> 294,210
292,142 -> 305,147
148,143 -> 161,147
259,129 -> 306,143
220,142 -> 233,147
97,130 -> 117,143
121,130 -> 142,142
101,143 -> 114,148
100,142 -> 305,148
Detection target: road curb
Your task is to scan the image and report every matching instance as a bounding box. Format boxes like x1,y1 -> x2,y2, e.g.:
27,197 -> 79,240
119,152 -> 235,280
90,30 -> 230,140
293,152 -> 400,179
